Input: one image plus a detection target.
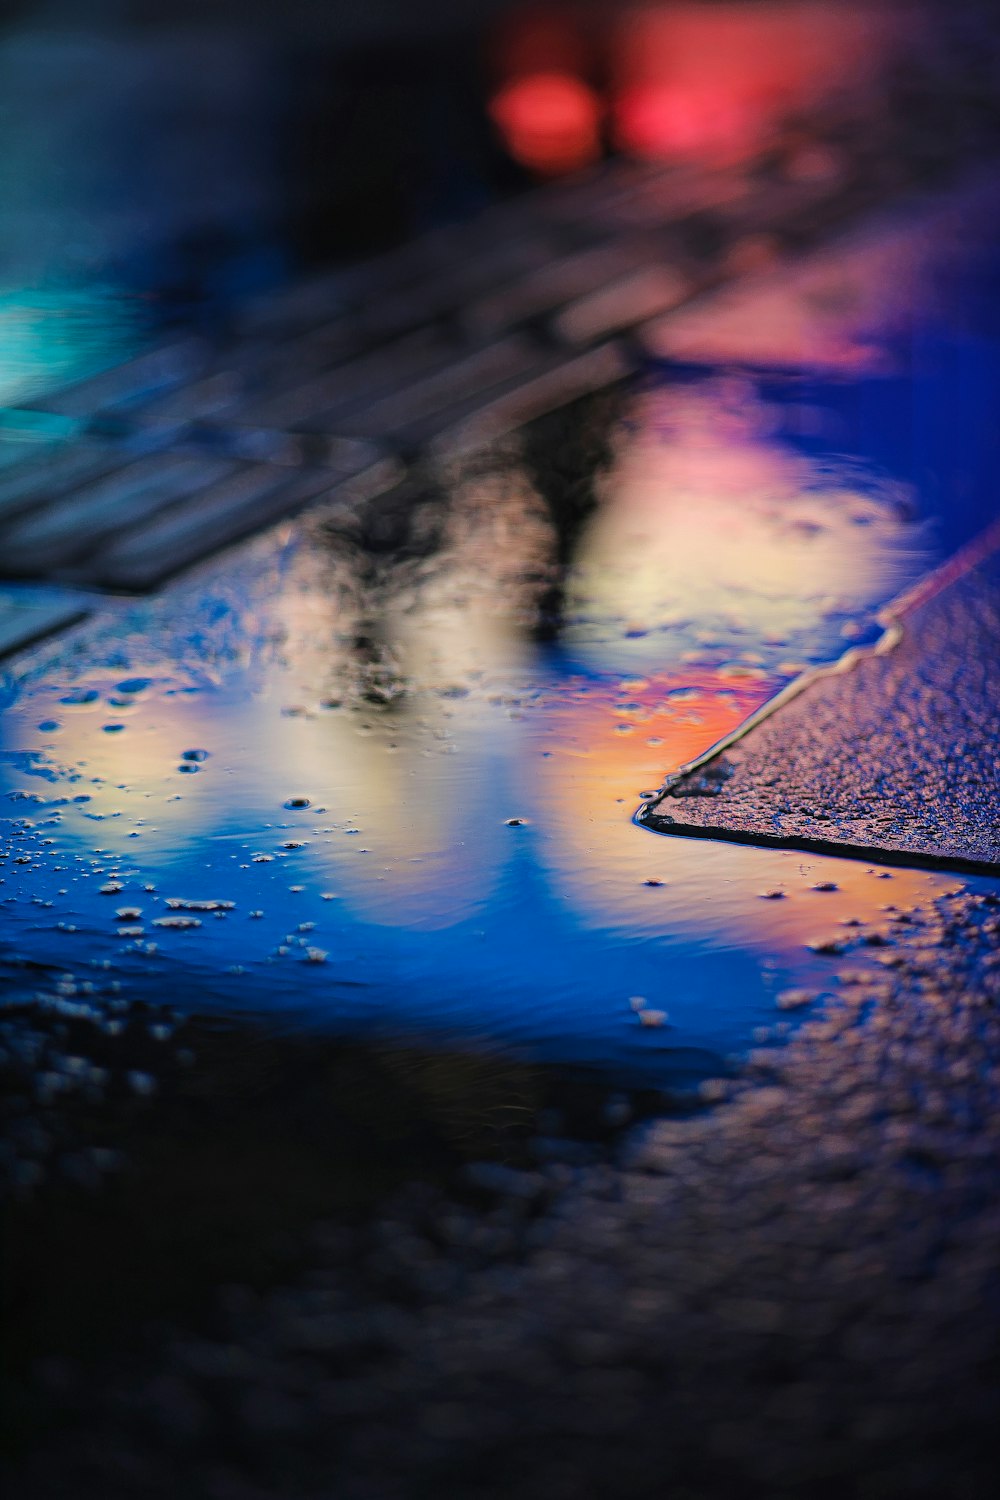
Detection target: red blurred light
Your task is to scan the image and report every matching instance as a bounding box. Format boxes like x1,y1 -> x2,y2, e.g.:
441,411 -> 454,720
616,84 -> 755,160
489,71 -> 602,176
610,2 -> 896,164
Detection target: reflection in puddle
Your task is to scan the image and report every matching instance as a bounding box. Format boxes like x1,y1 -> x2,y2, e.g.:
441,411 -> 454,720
0,285 -> 142,410
2,346 -> 978,1088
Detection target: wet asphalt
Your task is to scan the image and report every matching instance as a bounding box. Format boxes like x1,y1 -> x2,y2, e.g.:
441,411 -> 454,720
3,24 -> 1000,1488
3,881 -> 1000,1498
1,513 -> 999,1494
643,546 -> 1000,872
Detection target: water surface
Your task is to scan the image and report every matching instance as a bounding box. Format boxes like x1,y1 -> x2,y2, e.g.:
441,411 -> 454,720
2,191 -> 999,1087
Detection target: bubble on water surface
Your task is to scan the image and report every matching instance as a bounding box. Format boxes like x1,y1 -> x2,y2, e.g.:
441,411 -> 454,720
164,898 -> 235,912
283,797 -> 311,809
716,662 -> 765,680
776,989 -> 819,1010
807,936 -> 847,955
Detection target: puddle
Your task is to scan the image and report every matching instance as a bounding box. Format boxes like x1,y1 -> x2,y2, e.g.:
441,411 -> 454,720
2,197 -> 1000,1090
0,285 -> 143,413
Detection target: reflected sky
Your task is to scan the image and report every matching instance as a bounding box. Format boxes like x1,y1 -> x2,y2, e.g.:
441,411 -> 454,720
2,184 -> 1000,1089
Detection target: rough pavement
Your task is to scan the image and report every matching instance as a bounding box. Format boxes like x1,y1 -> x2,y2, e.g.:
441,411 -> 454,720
642,550 -> 1000,872
5,883 -> 1000,1499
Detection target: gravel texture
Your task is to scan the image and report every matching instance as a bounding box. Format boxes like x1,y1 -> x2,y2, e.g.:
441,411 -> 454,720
5,882 -> 1000,1499
643,553 -> 1000,871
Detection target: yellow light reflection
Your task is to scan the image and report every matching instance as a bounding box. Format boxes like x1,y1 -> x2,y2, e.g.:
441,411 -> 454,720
565,379 -> 921,654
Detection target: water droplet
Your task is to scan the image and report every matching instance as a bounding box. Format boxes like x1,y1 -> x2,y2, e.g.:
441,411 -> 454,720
776,989 -> 817,1010
164,898 -> 235,912
807,937 -> 846,955
284,796 -> 311,810
504,817 -> 528,827
638,1009 -> 667,1028
102,724 -> 126,734
181,749 -> 209,763
37,720 -> 61,733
